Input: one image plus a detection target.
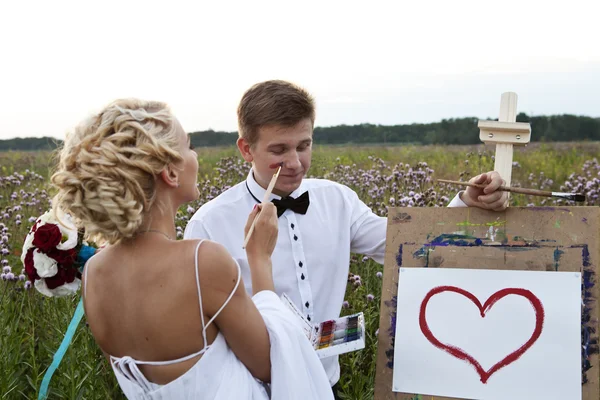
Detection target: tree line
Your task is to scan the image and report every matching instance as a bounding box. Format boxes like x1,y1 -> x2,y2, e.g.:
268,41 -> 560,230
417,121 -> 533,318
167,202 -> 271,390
2,113 -> 599,152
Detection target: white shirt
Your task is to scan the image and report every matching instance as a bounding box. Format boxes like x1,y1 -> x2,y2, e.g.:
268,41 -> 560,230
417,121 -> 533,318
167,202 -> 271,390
184,170 -> 466,385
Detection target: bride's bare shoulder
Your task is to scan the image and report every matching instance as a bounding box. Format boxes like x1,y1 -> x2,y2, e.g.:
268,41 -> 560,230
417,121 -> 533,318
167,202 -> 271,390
179,239 -> 243,296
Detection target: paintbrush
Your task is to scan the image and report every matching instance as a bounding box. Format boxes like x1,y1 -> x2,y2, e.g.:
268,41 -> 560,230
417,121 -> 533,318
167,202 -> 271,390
242,162 -> 283,248
437,179 -> 586,202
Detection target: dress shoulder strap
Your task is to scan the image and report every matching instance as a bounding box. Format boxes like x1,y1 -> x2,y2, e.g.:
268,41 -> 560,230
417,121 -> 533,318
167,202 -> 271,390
195,240 -> 242,333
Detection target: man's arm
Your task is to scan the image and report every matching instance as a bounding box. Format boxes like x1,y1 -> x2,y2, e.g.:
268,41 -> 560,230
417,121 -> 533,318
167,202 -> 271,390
348,171 -> 507,265
347,188 -> 388,265
447,192 -> 468,207
348,189 -> 470,265
347,192 -> 472,265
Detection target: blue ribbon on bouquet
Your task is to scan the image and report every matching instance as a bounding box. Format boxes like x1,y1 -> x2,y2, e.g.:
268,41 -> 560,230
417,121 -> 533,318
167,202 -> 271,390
38,244 -> 96,400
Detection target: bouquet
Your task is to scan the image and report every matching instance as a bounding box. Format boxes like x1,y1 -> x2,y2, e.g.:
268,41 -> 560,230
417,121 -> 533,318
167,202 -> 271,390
20,210 -> 96,297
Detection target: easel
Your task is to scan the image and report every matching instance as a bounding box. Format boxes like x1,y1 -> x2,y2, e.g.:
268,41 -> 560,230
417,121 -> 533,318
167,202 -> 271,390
477,92 -> 531,188
373,93 -> 600,400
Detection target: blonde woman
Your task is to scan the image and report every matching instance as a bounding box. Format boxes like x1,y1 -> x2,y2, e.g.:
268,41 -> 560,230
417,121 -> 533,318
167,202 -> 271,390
51,99 -> 333,399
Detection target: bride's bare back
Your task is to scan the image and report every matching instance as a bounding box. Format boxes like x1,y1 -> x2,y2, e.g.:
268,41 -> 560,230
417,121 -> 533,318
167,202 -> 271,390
83,236 -> 272,384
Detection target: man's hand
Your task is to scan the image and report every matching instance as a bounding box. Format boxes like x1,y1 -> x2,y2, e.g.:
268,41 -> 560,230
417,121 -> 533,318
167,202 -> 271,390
460,171 -> 509,211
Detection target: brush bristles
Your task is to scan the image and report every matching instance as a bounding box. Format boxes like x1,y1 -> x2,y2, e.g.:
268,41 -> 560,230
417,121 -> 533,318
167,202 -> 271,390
552,192 -> 586,202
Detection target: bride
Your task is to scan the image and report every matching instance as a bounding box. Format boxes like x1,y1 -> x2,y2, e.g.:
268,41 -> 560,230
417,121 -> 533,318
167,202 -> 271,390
50,98 -> 333,399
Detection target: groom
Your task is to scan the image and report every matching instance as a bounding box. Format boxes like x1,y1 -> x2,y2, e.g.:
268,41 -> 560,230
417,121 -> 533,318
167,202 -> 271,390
184,80 -> 508,395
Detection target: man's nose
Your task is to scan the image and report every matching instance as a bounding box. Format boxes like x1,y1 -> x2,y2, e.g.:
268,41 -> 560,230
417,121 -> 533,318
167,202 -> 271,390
284,151 -> 301,170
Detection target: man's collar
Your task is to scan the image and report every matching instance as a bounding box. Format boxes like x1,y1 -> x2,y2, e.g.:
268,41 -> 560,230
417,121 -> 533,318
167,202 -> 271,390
245,169 -> 305,201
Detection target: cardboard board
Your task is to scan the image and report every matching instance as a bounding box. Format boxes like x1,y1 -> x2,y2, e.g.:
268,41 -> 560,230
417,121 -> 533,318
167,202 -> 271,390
375,206 -> 600,400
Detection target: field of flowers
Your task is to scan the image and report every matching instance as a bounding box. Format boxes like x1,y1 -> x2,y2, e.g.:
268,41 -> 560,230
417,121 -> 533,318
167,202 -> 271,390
1,142 -> 599,399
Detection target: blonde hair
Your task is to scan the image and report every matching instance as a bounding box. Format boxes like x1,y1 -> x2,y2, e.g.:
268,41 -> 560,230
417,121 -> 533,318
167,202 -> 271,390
51,99 -> 183,245
237,80 -> 315,146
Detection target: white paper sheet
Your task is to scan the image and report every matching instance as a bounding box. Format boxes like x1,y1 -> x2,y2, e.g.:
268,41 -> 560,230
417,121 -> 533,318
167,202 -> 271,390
392,268 -> 581,400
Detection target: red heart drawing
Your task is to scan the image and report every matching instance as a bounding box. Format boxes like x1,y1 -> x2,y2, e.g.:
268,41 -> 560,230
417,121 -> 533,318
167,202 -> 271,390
419,286 -> 545,384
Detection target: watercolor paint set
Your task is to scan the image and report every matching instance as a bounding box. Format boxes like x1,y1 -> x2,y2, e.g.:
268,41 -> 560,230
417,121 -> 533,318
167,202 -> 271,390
280,294 -> 365,359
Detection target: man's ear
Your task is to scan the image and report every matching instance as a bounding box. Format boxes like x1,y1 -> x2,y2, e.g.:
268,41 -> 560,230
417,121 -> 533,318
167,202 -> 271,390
159,166 -> 179,188
237,137 -> 253,163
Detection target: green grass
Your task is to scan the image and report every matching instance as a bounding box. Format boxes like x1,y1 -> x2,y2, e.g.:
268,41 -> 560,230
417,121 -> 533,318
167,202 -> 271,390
1,142 -> 598,399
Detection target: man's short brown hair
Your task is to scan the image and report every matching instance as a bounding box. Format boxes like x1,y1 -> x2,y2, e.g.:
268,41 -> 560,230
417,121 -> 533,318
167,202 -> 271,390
237,80 -> 315,146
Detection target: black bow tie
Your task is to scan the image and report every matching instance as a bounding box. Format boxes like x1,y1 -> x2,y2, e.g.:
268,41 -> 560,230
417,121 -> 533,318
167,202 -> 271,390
272,191 -> 310,217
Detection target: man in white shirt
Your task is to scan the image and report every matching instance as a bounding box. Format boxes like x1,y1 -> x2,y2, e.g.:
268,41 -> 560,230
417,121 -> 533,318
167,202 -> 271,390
184,80 -> 509,395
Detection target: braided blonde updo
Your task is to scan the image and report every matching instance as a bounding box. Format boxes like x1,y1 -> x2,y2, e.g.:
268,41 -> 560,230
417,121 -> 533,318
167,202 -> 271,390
51,99 -> 183,245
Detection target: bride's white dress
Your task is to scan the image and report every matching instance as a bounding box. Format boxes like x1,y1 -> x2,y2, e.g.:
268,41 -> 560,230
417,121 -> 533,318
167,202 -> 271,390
83,240 -> 334,399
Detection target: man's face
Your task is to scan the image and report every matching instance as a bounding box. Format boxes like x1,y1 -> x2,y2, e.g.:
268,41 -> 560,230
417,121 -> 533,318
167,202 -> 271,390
238,118 -> 313,197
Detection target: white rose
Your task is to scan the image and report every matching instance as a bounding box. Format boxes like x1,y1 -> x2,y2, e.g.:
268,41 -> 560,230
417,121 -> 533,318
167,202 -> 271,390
51,278 -> 81,297
56,214 -> 78,251
34,279 -> 55,297
33,249 -> 58,278
21,232 -> 35,265
36,211 -> 54,227
35,278 -> 81,297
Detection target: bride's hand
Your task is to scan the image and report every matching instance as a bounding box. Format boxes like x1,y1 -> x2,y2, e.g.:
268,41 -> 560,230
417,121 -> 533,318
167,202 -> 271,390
244,203 -> 278,260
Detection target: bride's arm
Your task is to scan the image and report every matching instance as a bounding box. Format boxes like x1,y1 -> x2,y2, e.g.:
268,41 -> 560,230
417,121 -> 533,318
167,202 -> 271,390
198,204 -> 279,383
199,242 -> 273,383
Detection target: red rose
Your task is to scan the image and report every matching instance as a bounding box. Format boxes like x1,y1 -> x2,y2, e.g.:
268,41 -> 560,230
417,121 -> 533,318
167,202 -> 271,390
32,224 -> 62,252
45,272 -> 66,289
45,266 -> 78,289
64,267 -> 77,283
24,248 -> 40,281
46,248 -> 76,267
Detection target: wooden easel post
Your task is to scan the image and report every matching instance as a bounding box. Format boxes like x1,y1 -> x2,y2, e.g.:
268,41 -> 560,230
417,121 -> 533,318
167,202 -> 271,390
478,92 -> 532,190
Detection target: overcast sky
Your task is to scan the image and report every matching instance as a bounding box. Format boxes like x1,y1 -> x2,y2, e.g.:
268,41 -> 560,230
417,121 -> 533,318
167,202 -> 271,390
1,0 -> 598,140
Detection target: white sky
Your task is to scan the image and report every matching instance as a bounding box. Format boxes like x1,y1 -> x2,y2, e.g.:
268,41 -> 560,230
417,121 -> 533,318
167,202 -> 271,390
0,0 -> 598,140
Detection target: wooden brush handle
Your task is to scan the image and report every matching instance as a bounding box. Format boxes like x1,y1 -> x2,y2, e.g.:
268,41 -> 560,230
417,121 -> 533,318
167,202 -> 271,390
437,179 -> 553,197
242,166 -> 282,248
